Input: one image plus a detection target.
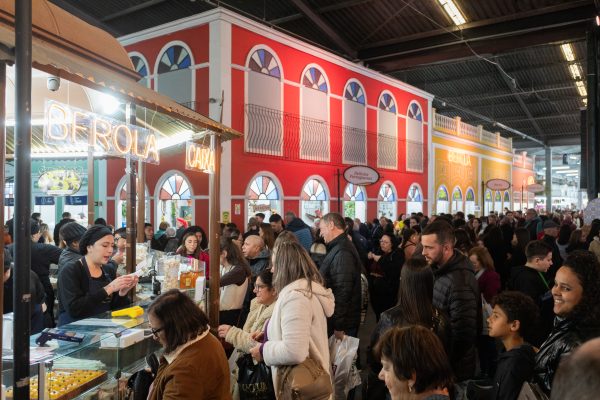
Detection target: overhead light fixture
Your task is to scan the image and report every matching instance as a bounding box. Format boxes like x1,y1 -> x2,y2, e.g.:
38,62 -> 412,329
596,15 -> 600,26
551,166 -> 570,170
576,80 -> 587,97
560,43 -> 576,62
569,63 -> 583,80
583,98 -> 588,106
438,0 -> 466,25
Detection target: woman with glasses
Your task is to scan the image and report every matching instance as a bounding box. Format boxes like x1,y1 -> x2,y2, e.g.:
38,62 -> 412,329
368,233 -> 404,321
147,289 -> 230,400
218,269 -> 276,398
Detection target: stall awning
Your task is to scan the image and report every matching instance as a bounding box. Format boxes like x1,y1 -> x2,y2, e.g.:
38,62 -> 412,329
0,0 -> 242,141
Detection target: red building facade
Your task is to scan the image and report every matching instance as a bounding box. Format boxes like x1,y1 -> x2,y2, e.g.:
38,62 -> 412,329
108,9 -> 433,229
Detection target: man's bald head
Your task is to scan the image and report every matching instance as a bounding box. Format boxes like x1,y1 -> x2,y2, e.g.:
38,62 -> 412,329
242,235 -> 265,259
551,338 -> 600,400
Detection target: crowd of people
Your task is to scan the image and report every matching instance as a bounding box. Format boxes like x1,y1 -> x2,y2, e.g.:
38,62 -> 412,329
5,207 -> 600,399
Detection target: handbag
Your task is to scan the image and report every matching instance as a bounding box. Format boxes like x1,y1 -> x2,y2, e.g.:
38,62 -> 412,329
236,353 -> 275,400
517,382 -> 549,400
126,353 -> 159,400
277,357 -> 332,400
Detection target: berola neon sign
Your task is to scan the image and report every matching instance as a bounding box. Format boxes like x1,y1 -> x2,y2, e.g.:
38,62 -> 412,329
44,100 -> 160,164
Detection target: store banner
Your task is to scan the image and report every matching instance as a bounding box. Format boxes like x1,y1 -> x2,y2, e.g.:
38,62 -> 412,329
65,196 -> 87,205
43,100 -> 160,164
5,198 -> 14,207
35,196 -> 55,206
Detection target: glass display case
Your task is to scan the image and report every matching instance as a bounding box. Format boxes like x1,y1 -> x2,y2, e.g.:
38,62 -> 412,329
2,300 -> 162,400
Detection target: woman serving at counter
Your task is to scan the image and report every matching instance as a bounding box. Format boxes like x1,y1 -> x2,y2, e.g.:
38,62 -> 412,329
57,225 -> 138,326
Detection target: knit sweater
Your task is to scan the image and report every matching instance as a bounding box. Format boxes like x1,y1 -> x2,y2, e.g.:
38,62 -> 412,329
225,298 -> 274,353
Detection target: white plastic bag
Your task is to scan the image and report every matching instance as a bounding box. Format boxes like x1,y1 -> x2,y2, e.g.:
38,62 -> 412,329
329,335 -> 361,399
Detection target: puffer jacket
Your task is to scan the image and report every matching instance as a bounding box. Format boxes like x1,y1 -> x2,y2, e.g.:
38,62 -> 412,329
366,305 -> 450,399
320,233 -> 362,332
58,247 -> 82,271
534,317 -> 585,394
248,248 -> 271,277
432,251 -> 480,381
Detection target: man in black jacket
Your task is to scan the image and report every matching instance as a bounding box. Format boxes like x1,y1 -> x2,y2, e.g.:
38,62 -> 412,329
319,212 -> 362,340
422,220 -> 480,381
540,219 -> 562,283
53,212 -> 74,246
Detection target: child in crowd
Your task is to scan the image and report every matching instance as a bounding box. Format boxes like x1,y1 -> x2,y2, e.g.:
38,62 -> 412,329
487,291 -> 539,400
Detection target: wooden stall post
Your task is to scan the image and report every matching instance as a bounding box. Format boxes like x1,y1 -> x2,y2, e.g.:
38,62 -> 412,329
137,161 -> 146,243
0,61 -> 6,392
208,133 -> 222,327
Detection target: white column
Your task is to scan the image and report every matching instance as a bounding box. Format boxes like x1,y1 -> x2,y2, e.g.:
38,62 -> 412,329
209,19 -> 232,218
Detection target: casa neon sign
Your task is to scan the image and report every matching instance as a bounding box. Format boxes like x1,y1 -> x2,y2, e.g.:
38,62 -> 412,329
185,141 -> 215,173
43,100 -> 160,164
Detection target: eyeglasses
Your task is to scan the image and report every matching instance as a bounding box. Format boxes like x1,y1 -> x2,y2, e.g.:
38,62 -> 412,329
150,326 -> 164,337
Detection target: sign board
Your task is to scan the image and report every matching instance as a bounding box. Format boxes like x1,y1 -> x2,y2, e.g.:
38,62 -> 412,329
222,211 -> 230,224
37,169 -> 82,196
343,165 -> 380,186
65,196 -> 87,205
44,100 -> 159,164
526,183 -> 545,193
486,179 -> 511,191
35,196 -> 55,206
185,142 -> 215,173
5,198 -> 14,207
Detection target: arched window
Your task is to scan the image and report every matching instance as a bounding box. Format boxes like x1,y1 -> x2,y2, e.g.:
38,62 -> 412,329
129,53 -> 150,88
465,187 -> 476,216
378,92 -> 397,169
300,177 -> 329,225
378,182 -> 397,220
115,177 -> 151,229
407,184 -> 423,214
436,185 -> 449,214
504,191 -> 511,212
343,80 -> 366,165
406,101 -> 424,172
155,43 -> 193,105
343,183 -> 366,222
451,186 -> 463,213
247,174 -> 282,222
494,191 -> 502,212
246,47 -> 283,156
484,189 -> 493,216
157,172 -> 193,227
300,66 -> 329,161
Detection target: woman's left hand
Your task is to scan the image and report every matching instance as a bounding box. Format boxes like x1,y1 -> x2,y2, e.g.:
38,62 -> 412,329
249,343 -> 262,362
118,275 -> 139,296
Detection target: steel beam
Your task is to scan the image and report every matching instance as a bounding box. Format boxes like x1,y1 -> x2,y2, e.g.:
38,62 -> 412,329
269,0 -> 373,25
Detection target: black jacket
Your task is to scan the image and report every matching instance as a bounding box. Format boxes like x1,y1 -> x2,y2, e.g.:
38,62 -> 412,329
58,247 -> 82,271
320,233 -> 362,332
432,251 -> 480,381
493,344 -> 535,400
541,235 -> 562,283
534,317 -> 593,394
367,305 -> 450,399
508,266 -> 548,306
53,218 -> 75,246
57,257 -> 130,322
368,249 -> 403,316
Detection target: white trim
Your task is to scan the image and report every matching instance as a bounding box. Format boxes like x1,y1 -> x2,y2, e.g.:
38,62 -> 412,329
191,195 -> 210,199
342,78 -> 367,165
433,131 -> 514,157
512,166 -> 536,173
119,8 -> 434,102
284,79 -> 301,87
299,175 -> 331,219
154,170 -> 195,226
427,100 -> 433,216
284,196 -> 301,201
232,64 -> 248,72
366,105 -> 378,112
209,20 -> 233,216
127,51 -> 151,88
231,195 -> 246,200
244,44 -> 284,156
330,93 -> 344,101
191,62 -> 210,70
244,171 -> 284,225
406,100 -> 425,173
299,63 -> 331,162
376,90 -> 398,170
154,40 -> 196,105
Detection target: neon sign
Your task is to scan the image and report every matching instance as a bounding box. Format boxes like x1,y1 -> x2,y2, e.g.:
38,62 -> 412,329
44,100 -> 159,164
185,142 -> 214,173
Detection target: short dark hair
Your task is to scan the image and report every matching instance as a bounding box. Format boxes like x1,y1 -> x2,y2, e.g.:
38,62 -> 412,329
31,212 -> 41,221
492,291 -> 539,342
258,269 -> 273,288
255,213 -> 265,219
525,240 -> 553,261
421,220 -> 455,246
62,212 -> 71,219
114,227 -> 126,237
551,339 -> 600,400
94,217 -> 107,226
144,223 -> 152,228
269,214 -> 283,223
321,212 -> 346,230
79,225 -> 113,256
148,289 -> 209,353
374,326 -> 453,393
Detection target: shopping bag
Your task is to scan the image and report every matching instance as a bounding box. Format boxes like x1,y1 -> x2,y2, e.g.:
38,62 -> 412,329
329,335 -> 361,399
236,353 -> 276,400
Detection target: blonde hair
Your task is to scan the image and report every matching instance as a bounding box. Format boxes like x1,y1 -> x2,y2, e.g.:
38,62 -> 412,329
272,238 -> 324,293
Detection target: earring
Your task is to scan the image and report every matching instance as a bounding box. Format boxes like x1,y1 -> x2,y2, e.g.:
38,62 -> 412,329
408,384 -> 413,393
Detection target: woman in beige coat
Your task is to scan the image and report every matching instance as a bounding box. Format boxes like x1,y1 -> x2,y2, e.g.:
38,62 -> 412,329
218,269 -> 276,398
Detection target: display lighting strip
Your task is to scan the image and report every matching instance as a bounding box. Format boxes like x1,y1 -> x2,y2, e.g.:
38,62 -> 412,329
437,0 -> 466,25
560,42 -> 587,103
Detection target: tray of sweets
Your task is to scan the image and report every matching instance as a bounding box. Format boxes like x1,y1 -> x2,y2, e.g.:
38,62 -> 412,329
6,369 -> 108,400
